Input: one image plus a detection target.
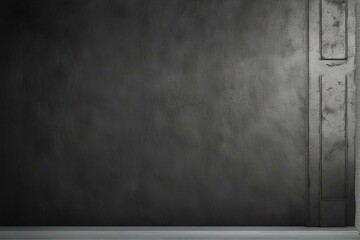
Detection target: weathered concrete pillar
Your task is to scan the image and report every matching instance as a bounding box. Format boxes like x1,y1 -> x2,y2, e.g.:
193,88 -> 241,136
355,0 -> 360,232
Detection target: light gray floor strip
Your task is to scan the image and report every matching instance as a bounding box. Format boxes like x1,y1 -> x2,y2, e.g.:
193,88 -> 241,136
0,227 -> 358,239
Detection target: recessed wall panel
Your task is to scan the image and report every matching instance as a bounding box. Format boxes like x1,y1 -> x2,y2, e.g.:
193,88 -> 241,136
321,0 -> 347,59
321,76 -> 346,199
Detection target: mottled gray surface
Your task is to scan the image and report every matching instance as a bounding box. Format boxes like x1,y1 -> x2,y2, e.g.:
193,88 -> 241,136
0,0 -> 307,225
308,0 -> 356,227
355,0 -> 360,232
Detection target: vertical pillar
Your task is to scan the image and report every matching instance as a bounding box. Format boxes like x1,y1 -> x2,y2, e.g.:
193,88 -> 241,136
354,0 -> 360,232
308,0 -> 355,226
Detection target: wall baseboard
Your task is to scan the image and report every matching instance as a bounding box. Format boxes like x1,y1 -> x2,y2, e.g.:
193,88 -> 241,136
0,227 -> 358,239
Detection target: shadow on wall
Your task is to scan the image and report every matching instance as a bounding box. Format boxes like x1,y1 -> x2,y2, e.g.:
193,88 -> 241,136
0,0 -> 307,226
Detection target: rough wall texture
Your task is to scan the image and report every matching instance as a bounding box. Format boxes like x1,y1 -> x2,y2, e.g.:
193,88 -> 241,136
0,0 -> 307,226
355,0 -> 360,232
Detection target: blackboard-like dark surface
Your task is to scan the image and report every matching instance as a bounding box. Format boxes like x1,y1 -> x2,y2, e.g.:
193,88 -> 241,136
0,0 -> 307,225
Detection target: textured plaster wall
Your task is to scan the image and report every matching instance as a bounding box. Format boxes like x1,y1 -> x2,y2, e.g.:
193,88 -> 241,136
0,0 -> 307,226
355,0 -> 360,232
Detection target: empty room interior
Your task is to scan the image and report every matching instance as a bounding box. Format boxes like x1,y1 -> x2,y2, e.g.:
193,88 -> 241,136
1,0 -> 360,239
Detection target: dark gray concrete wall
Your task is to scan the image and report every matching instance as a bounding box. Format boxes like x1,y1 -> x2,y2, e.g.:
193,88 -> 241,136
0,0 -> 307,225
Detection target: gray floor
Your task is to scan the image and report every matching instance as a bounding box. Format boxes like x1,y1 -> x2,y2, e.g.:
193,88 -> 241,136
0,227 -> 358,240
